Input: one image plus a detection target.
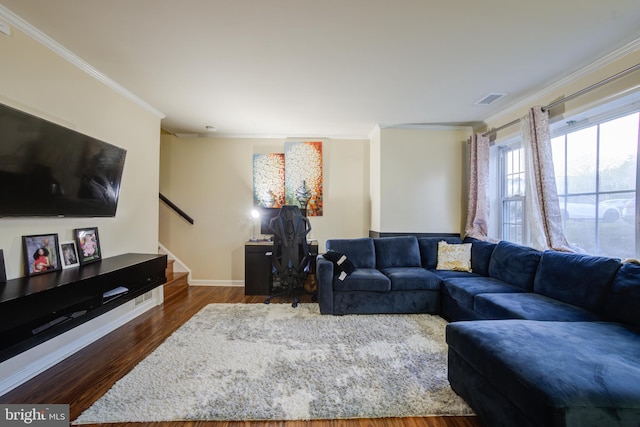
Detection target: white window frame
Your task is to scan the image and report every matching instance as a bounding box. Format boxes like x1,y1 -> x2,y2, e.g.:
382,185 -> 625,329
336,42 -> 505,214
550,108 -> 639,257
498,144 -> 526,245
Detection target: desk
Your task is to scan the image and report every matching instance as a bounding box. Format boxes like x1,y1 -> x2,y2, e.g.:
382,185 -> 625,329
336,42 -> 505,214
244,240 -> 318,295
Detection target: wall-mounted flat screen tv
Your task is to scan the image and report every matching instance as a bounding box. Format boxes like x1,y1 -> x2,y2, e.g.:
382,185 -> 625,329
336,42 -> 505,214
0,103 -> 126,217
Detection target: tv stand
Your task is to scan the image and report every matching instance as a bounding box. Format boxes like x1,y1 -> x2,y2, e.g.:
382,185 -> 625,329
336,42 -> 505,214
0,253 -> 167,363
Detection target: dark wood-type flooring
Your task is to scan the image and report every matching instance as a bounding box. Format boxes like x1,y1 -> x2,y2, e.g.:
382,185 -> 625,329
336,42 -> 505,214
1,282 -> 482,427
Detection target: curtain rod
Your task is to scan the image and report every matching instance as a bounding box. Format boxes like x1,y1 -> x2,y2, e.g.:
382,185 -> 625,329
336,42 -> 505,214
482,62 -> 640,137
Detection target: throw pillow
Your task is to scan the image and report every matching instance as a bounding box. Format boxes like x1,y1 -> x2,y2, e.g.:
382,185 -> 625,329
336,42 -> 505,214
436,241 -> 472,272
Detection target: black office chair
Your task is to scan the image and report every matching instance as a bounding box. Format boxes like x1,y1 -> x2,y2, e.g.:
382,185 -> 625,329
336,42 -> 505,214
265,205 -> 313,307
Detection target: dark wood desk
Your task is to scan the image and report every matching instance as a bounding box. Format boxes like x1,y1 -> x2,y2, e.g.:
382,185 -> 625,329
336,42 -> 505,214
244,240 -> 318,295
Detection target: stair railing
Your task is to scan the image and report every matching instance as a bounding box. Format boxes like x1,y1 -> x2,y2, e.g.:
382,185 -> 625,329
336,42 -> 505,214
159,193 -> 194,224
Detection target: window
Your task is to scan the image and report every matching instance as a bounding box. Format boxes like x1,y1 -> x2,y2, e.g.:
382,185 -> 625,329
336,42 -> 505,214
552,112 -> 639,258
497,108 -> 639,258
500,145 -> 525,245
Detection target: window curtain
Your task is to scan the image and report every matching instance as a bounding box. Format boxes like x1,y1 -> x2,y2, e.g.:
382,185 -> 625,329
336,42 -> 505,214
522,107 -> 572,251
464,133 -> 491,239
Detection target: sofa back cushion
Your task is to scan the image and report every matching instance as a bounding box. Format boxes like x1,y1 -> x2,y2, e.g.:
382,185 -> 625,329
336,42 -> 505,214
326,238 -> 376,269
374,236 -> 421,269
604,261 -> 640,327
463,237 -> 497,277
488,241 -> 541,290
533,251 -> 621,312
418,236 -> 463,269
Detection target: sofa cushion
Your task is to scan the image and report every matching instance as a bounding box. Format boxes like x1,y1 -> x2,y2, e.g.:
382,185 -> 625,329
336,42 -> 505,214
443,276 -> 526,310
488,241 -> 541,290
418,236 -> 462,269
474,292 -> 602,321
380,267 -> 441,291
374,236 -> 421,269
605,261 -> 640,328
533,251 -> 621,313
463,237 -> 497,276
436,241 -> 472,272
332,268 -> 390,292
432,270 -> 483,280
446,320 -> 640,427
326,238 -> 376,269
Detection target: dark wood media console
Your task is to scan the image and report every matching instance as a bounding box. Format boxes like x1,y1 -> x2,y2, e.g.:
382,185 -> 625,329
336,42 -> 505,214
0,253 -> 167,363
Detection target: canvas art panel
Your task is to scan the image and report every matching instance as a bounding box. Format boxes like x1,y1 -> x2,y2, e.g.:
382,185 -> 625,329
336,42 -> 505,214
22,233 -> 62,276
285,141 -> 323,216
253,153 -> 285,208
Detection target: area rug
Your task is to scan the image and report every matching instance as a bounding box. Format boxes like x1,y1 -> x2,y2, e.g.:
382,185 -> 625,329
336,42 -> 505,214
73,303 -> 472,423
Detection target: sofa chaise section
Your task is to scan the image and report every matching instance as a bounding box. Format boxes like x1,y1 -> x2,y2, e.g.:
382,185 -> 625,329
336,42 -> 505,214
447,319 -> 640,427
446,256 -> 640,427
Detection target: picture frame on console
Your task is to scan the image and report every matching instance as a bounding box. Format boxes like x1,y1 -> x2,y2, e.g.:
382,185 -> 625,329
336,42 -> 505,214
60,241 -> 80,269
75,227 -> 101,265
22,233 -> 62,276
0,249 -> 6,283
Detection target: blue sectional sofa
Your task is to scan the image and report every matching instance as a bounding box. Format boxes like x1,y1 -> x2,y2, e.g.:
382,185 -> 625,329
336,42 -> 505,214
316,235 -> 640,427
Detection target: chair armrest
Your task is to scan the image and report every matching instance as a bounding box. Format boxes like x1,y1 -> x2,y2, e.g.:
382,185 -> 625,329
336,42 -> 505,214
316,255 -> 335,314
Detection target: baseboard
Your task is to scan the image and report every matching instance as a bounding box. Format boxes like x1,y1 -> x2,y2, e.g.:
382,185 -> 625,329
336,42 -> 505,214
189,279 -> 244,287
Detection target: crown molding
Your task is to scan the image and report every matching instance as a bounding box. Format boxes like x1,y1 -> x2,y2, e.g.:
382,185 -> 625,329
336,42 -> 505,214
0,5 -> 166,119
164,128 -> 369,140
380,123 -> 473,132
484,36 -> 640,127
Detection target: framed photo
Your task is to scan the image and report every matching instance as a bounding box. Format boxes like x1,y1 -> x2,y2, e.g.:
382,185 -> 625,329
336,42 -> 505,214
60,241 -> 80,269
75,227 -> 102,265
22,233 -> 62,276
0,249 -> 6,283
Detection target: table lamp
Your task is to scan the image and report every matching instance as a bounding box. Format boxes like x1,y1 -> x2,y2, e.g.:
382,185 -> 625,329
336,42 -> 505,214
250,209 -> 260,242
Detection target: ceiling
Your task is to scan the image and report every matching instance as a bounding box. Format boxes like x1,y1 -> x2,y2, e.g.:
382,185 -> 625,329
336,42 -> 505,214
1,0 -> 640,139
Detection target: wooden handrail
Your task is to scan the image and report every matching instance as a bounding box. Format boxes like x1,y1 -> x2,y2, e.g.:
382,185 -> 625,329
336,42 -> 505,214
159,193 -> 194,224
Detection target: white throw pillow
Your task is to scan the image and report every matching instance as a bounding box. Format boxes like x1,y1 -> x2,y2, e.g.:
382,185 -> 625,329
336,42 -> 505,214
436,241 -> 472,272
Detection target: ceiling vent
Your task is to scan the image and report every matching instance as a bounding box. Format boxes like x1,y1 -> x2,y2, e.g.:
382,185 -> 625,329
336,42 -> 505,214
475,93 -> 508,106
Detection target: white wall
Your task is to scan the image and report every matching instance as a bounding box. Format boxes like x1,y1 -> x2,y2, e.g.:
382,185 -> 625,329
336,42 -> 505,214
159,134 -> 370,283
0,28 -> 162,280
0,17 -> 163,394
369,126 -> 382,232
375,126 -> 471,234
484,46 -> 640,139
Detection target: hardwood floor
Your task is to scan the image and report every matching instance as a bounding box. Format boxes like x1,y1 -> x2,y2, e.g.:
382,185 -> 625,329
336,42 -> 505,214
1,286 -> 482,427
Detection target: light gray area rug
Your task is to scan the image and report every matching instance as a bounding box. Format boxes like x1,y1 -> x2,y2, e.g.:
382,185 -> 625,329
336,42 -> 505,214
74,303 -> 472,423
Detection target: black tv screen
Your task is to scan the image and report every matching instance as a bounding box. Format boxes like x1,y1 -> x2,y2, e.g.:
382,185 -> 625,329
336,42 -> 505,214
0,103 -> 126,217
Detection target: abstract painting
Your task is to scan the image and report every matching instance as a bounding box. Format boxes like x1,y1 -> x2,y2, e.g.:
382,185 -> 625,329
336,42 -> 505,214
285,141 -> 323,216
253,153 -> 285,208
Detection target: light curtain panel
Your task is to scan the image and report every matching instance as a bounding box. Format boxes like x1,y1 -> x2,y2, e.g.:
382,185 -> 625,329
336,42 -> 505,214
285,141 -> 323,216
253,153 -> 285,208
